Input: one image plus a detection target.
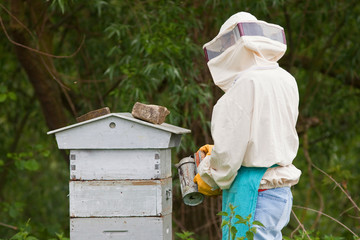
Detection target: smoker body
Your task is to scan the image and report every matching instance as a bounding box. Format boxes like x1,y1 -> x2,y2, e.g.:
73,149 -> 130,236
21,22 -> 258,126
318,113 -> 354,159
176,156 -> 204,206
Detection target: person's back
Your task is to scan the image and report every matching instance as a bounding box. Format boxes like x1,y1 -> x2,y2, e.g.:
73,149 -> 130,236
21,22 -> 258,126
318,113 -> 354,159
239,67 -> 299,167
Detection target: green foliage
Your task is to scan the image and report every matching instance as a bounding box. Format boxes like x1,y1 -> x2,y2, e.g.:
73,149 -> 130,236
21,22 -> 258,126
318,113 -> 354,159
175,231 -> 196,240
219,203 -> 263,240
283,230 -> 346,240
0,85 -> 17,103
99,0 -> 208,152
0,220 -> 69,240
7,152 -> 39,172
50,0 -> 71,14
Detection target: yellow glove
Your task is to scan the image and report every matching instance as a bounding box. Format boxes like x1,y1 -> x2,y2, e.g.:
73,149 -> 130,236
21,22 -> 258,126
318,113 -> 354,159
199,144 -> 213,156
195,144 -> 214,167
193,173 -> 221,196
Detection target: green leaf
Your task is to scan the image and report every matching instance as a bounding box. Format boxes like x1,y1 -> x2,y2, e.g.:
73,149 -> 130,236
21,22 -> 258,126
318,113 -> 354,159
23,159 -> 40,171
246,231 -> 254,240
55,232 -> 70,240
26,237 -> 39,240
235,215 -> 246,224
217,211 -> 229,217
252,220 -> 265,227
250,227 -> 257,233
230,226 -> 237,239
229,203 -> 237,212
94,0 -> 108,16
175,232 -> 186,238
8,92 -> 17,101
0,93 -> 7,103
51,0 -> 66,14
0,160 -> 4,167
10,232 -> 26,240
235,220 -> 247,225
221,219 -> 229,228
235,215 -> 245,220
175,231 -> 194,240
42,150 -> 51,158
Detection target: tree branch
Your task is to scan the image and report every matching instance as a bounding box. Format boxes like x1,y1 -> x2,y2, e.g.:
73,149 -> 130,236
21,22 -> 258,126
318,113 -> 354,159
291,209 -> 311,240
0,222 -> 18,231
294,205 -> 359,238
0,3 -> 35,39
312,163 -> 360,213
0,13 -> 85,59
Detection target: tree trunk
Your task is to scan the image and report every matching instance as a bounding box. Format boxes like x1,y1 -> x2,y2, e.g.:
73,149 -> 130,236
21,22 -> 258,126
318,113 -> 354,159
10,0 -> 69,130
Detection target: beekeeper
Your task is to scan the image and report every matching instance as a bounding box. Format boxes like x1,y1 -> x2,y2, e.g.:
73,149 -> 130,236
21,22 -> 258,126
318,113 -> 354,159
193,12 -> 302,239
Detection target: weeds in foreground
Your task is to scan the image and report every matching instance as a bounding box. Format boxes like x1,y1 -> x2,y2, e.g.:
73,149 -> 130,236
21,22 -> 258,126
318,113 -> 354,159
217,203 -> 263,240
176,203 -> 264,240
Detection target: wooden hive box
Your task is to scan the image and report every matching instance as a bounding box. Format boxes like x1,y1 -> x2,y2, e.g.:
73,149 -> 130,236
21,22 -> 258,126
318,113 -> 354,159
48,112 -> 190,240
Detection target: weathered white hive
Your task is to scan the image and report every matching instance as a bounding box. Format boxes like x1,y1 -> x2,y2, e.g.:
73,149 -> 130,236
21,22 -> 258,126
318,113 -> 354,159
48,112 -> 190,240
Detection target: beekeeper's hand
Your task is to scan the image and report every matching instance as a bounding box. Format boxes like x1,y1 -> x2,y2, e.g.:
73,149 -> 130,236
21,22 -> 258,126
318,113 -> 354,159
194,144 -> 214,167
193,173 -> 222,196
199,144 -> 213,156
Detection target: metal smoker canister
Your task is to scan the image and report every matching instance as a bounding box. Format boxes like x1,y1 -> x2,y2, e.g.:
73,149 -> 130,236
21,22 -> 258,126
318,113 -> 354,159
175,156 -> 204,206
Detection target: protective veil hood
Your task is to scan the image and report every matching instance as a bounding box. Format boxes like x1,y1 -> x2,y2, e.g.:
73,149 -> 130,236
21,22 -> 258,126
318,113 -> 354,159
204,12 -> 287,92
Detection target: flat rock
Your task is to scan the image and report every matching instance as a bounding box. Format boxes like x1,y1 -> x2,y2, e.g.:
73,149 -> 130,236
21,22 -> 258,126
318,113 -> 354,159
76,107 -> 111,123
131,102 -> 170,125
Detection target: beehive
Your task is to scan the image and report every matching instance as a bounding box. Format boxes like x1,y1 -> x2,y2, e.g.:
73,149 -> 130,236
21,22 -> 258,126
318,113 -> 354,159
48,112 -> 190,239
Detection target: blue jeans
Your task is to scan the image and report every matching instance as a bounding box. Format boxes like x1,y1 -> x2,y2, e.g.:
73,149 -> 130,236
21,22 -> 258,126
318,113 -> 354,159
253,187 -> 293,240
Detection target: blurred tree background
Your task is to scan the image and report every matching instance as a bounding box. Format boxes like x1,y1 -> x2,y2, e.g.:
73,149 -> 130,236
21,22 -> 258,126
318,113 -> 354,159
0,0 -> 359,239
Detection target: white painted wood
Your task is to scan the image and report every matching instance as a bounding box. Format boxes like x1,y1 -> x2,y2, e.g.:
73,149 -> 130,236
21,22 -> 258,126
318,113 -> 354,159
70,215 -> 172,240
54,116 -> 172,149
69,149 -> 171,180
48,113 -> 191,135
69,178 -> 172,217
47,113 -> 190,149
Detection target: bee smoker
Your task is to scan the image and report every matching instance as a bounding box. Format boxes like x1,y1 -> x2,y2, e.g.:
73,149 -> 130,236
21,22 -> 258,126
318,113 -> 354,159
175,155 -> 204,206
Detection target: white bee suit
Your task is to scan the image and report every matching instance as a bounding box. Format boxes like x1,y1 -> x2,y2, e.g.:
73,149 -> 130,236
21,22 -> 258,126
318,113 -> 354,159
198,12 -> 301,190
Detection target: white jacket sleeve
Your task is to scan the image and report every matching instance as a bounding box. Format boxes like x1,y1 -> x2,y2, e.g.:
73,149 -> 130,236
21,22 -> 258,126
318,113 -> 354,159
198,79 -> 254,190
